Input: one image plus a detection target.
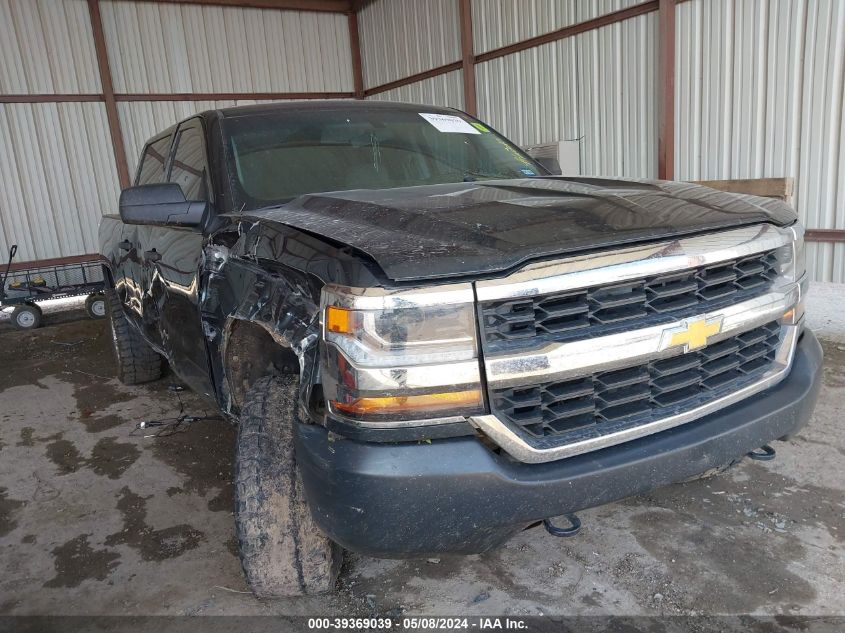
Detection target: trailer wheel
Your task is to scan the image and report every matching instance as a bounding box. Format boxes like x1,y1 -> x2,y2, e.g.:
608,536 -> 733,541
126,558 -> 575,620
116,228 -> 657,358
11,303 -> 42,330
235,374 -> 341,597
106,288 -> 162,384
85,293 -> 107,319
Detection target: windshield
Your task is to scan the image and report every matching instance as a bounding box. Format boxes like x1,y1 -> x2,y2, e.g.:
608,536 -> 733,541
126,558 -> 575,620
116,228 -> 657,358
223,107 -> 544,210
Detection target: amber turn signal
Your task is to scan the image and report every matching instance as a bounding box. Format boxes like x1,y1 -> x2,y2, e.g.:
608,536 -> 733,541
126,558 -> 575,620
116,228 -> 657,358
326,306 -> 354,334
332,389 -> 482,416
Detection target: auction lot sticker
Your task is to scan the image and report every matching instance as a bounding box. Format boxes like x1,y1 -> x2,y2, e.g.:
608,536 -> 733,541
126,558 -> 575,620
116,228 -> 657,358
419,113 -> 481,134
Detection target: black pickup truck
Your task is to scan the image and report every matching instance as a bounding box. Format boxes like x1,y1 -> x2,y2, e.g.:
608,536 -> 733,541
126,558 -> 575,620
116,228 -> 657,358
99,101 -> 822,597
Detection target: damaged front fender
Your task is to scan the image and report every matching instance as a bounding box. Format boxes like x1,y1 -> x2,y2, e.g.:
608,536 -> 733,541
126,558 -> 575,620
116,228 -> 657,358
200,219 -> 383,422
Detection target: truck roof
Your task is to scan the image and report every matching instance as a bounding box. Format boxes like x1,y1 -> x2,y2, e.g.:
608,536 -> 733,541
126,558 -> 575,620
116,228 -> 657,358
212,99 -> 460,119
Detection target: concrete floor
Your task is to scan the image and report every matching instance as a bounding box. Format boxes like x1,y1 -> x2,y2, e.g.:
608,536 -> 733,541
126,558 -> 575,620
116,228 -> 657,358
1,293 -> 844,617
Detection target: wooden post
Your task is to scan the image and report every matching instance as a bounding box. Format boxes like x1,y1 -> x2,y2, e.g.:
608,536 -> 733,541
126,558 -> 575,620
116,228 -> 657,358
805,230 -> 845,243
87,0 -> 131,189
657,0 -> 675,180
459,0 -> 477,116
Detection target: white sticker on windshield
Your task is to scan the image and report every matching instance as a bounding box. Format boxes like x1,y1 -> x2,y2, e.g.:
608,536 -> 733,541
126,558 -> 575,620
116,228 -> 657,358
419,113 -> 481,134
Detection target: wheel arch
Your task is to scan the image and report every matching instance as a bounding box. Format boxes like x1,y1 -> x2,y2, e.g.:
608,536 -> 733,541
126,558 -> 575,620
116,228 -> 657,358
204,222 -> 362,420
221,318 -> 306,413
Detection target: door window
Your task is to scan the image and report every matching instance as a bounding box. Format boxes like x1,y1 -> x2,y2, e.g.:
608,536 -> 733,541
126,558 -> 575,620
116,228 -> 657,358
169,124 -> 208,201
136,135 -> 172,185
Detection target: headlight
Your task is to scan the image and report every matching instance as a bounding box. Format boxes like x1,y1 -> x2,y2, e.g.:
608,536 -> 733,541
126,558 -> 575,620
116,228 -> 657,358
321,284 -> 484,424
778,222 -> 807,325
324,302 -> 477,366
779,222 -> 806,284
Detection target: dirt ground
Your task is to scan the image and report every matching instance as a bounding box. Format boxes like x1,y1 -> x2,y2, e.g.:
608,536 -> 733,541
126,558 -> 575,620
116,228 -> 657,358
0,306 -> 843,618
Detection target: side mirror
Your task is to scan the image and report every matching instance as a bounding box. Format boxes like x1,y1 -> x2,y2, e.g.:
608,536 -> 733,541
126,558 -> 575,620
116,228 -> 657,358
535,156 -> 562,176
119,183 -> 208,227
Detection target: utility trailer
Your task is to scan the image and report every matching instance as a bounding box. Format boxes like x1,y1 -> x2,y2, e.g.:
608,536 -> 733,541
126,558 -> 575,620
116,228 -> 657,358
0,245 -> 106,330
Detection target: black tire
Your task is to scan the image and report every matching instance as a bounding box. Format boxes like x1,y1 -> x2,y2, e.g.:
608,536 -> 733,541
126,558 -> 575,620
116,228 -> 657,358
680,459 -> 742,483
235,374 -> 340,597
85,293 -> 107,319
106,288 -> 162,385
11,303 -> 42,330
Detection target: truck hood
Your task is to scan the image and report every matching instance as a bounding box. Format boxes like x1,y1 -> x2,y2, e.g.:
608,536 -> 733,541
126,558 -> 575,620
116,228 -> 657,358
244,177 -> 797,282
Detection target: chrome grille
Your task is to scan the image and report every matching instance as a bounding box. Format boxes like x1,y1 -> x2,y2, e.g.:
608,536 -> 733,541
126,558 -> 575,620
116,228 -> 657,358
480,250 -> 779,351
472,224 -> 800,463
489,321 -> 782,441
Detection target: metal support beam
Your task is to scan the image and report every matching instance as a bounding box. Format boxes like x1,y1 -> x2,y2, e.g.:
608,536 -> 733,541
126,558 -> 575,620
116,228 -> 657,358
657,0 -> 675,180
458,0 -> 477,116
0,94 -> 104,103
348,11 -> 365,99
114,92 -> 353,101
362,2 -> 660,111
805,230 -> 845,243
350,0 -> 376,11
364,61 -> 463,97
1,92 -> 355,103
87,0 -> 131,190
148,0 -> 352,12
474,1 -> 658,64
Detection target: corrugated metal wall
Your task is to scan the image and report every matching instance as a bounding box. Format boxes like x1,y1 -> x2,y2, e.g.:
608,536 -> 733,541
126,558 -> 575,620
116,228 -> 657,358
465,0 -> 652,178
475,12 -> 657,177
358,0 -> 461,88
100,1 -> 353,94
367,70 -> 465,110
103,0 -> 354,179
0,102 -> 120,262
676,0 -> 845,282
475,39 -> 580,148
471,0 -> 642,54
4,0 -> 844,282
359,0 -> 842,281
361,0 -> 656,177
0,0 -> 101,94
0,0 -> 353,264
0,0 -> 115,263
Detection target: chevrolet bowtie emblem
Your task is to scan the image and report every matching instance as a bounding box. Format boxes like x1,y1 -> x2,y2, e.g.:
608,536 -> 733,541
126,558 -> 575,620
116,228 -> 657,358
660,316 -> 724,353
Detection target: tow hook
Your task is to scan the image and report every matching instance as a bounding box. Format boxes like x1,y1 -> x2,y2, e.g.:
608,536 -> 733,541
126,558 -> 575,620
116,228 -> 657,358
543,513 -> 582,538
747,444 -> 777,461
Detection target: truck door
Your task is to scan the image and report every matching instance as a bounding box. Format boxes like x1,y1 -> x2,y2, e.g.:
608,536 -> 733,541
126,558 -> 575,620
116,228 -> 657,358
119,133 -> 173,333
138,119 -> 214,398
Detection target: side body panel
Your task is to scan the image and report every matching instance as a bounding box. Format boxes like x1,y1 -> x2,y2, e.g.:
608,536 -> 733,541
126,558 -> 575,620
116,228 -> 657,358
119,223 -> 145,332
98,215 -> 127,294
146,225 -> 211,397
99,116 -> 218,398
128,117 -> 216,397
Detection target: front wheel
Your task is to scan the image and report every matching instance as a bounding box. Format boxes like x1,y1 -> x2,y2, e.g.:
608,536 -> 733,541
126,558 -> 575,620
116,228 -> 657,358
11,303 -> 42,330
235,374 -> 341,597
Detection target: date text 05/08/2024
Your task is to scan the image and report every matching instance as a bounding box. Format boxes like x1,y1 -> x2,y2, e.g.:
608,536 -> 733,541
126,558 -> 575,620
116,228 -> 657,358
307,617 -> 529,630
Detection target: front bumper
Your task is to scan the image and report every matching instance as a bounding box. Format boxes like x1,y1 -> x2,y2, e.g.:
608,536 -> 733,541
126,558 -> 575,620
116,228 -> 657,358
296,330 -> 823,558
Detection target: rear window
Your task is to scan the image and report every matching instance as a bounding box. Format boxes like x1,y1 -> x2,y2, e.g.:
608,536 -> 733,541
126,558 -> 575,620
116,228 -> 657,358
168,125 -> 207,201
136,135 -> 172,185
